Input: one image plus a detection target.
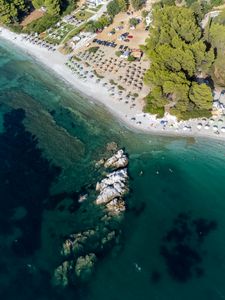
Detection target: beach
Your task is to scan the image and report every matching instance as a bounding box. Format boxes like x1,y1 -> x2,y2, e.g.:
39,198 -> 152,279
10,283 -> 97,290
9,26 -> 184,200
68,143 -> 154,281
1,26 -> 225,141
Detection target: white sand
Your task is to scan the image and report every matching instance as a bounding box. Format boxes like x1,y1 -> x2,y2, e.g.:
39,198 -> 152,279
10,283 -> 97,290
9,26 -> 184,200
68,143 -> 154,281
1,27 -> 225,141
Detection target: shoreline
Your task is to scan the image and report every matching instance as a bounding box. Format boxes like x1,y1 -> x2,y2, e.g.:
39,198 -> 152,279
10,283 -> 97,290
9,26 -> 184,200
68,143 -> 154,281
1,27 -> 225,141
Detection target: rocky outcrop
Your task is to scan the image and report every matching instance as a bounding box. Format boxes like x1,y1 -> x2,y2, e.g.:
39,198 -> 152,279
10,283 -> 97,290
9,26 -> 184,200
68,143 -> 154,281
96,168 -> 128,205
104,149 -> 128,170
75,253 -> 97,281
106,198 -> 126,216
53,147 -> 129,288
52,261 -> 73,287
52,253 -> 97,286
61,229 -> 96,257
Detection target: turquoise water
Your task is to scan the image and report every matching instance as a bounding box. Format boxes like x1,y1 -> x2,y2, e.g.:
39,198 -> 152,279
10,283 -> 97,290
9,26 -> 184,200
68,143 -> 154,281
0,39 -> 225,300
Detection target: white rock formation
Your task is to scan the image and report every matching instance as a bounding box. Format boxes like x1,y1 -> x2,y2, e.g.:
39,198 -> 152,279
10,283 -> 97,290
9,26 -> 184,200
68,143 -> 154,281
96,169 -> 128,205
104,149 -> 128,169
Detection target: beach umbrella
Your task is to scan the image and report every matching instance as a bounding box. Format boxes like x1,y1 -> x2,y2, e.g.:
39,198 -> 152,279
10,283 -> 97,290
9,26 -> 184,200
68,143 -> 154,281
209,118 -> 214,124
213,125 -> 218,131
197,123 -> 202,129
218,119 -> 224,124
204,124 -> 210,129
221,127 -> 225,132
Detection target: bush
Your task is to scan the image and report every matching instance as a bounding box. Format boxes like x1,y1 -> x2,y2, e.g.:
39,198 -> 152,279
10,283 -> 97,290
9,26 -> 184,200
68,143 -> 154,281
128,55 -> 136,61
115,50 -> 122,57
129,18 -> 139,27
170,107 -> 211,120
144,105 -> 165,118
88,46 -> 99,53
8,23 -> 23,33
25,14 -> 60,33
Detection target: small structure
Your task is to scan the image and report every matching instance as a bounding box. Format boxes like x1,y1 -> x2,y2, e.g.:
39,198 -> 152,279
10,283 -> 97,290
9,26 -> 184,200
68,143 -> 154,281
131,49 -> 143,61
146,11 -> 153,26
86,0 -> 104,7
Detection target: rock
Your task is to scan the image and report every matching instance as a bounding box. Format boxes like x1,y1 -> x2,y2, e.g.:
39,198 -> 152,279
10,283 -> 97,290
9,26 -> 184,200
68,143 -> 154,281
96,169 -> 128,205
95,158 -> 105,168
52,261 -> 73,287
106,198 -> 126,215
106,142 -> 118,152
61,230 -> 96,257
78,193 -> 88,203
75,253 -> 97,281
101,230 -> 116,246
104,149 -> 128,170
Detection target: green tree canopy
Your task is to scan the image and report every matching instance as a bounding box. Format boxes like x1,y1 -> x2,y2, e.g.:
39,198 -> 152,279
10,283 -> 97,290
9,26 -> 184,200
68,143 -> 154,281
107,0 -> 127,17
130,0 -> 145,11
0,0 -> 27,23
144,6 -> 214,119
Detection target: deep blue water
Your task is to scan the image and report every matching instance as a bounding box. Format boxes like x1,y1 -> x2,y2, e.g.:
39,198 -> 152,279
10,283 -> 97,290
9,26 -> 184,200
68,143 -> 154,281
1,39 -> 225,300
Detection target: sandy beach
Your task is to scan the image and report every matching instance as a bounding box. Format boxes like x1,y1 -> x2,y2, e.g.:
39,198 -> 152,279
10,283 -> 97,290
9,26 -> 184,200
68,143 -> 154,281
1,26 -> 225,141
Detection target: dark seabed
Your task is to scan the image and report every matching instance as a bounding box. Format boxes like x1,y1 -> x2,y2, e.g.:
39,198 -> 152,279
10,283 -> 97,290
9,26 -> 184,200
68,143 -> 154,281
1,39 -> 225,300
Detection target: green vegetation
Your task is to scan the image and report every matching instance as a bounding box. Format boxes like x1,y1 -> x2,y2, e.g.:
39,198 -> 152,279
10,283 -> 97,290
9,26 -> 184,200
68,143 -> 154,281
0,0 -> 28,24
129,18 -> 139,27
62,22 -> 86,43
118,85 -> 125,90
131,0 -> 145,11
0,0 -> 77,25
74,10 -> 93,21
93,70 -> 104,79
141,10 -> 149,18
44,23 -> 75,44
25,14 -> 60,33
85,15 -> 112,32
107,0 -> 127,17
87,46 -> 99,53
115,50 -> 122,57
143,6 -> 215,119
205,9 -> 225,86
72,55 -> 81,61
127,55 -> 136,61
110,79 -> 117,85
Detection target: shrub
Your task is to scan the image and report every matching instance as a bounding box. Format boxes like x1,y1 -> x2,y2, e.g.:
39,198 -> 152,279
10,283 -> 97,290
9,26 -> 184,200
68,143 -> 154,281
88,46 -> 99,53
24,14 -> 60,33
115,50 -> 122,57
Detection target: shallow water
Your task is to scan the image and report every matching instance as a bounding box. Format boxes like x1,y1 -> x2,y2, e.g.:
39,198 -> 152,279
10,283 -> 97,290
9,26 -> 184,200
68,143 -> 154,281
0,39 -> 225,300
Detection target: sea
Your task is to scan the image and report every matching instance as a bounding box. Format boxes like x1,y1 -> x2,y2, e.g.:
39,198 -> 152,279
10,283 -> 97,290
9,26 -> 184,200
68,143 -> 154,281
1,38 -> 225,300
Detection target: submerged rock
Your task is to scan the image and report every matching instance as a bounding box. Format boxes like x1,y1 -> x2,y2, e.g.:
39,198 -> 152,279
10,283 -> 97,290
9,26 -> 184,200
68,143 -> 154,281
75,253 -> 97,281
106,142 -> 118,152
106,198 -> 126,216
52,260 -> 73,287
104,149 -> 128,170
61,229 -> 96,257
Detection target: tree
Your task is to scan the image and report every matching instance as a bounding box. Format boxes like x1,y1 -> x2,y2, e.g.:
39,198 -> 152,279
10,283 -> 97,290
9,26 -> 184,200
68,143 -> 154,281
131,0 -> 145,11
117,0 -> 127,11
32,0 -> 44,9
129,18 -> 139,27
107,0 -> 121,17
205,18 -> 225,86
189,83 -> 212,110
45,0 -> 61,15
0,0 -> 28,23
144,6 -> 214,119
142,10 -> 149,18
